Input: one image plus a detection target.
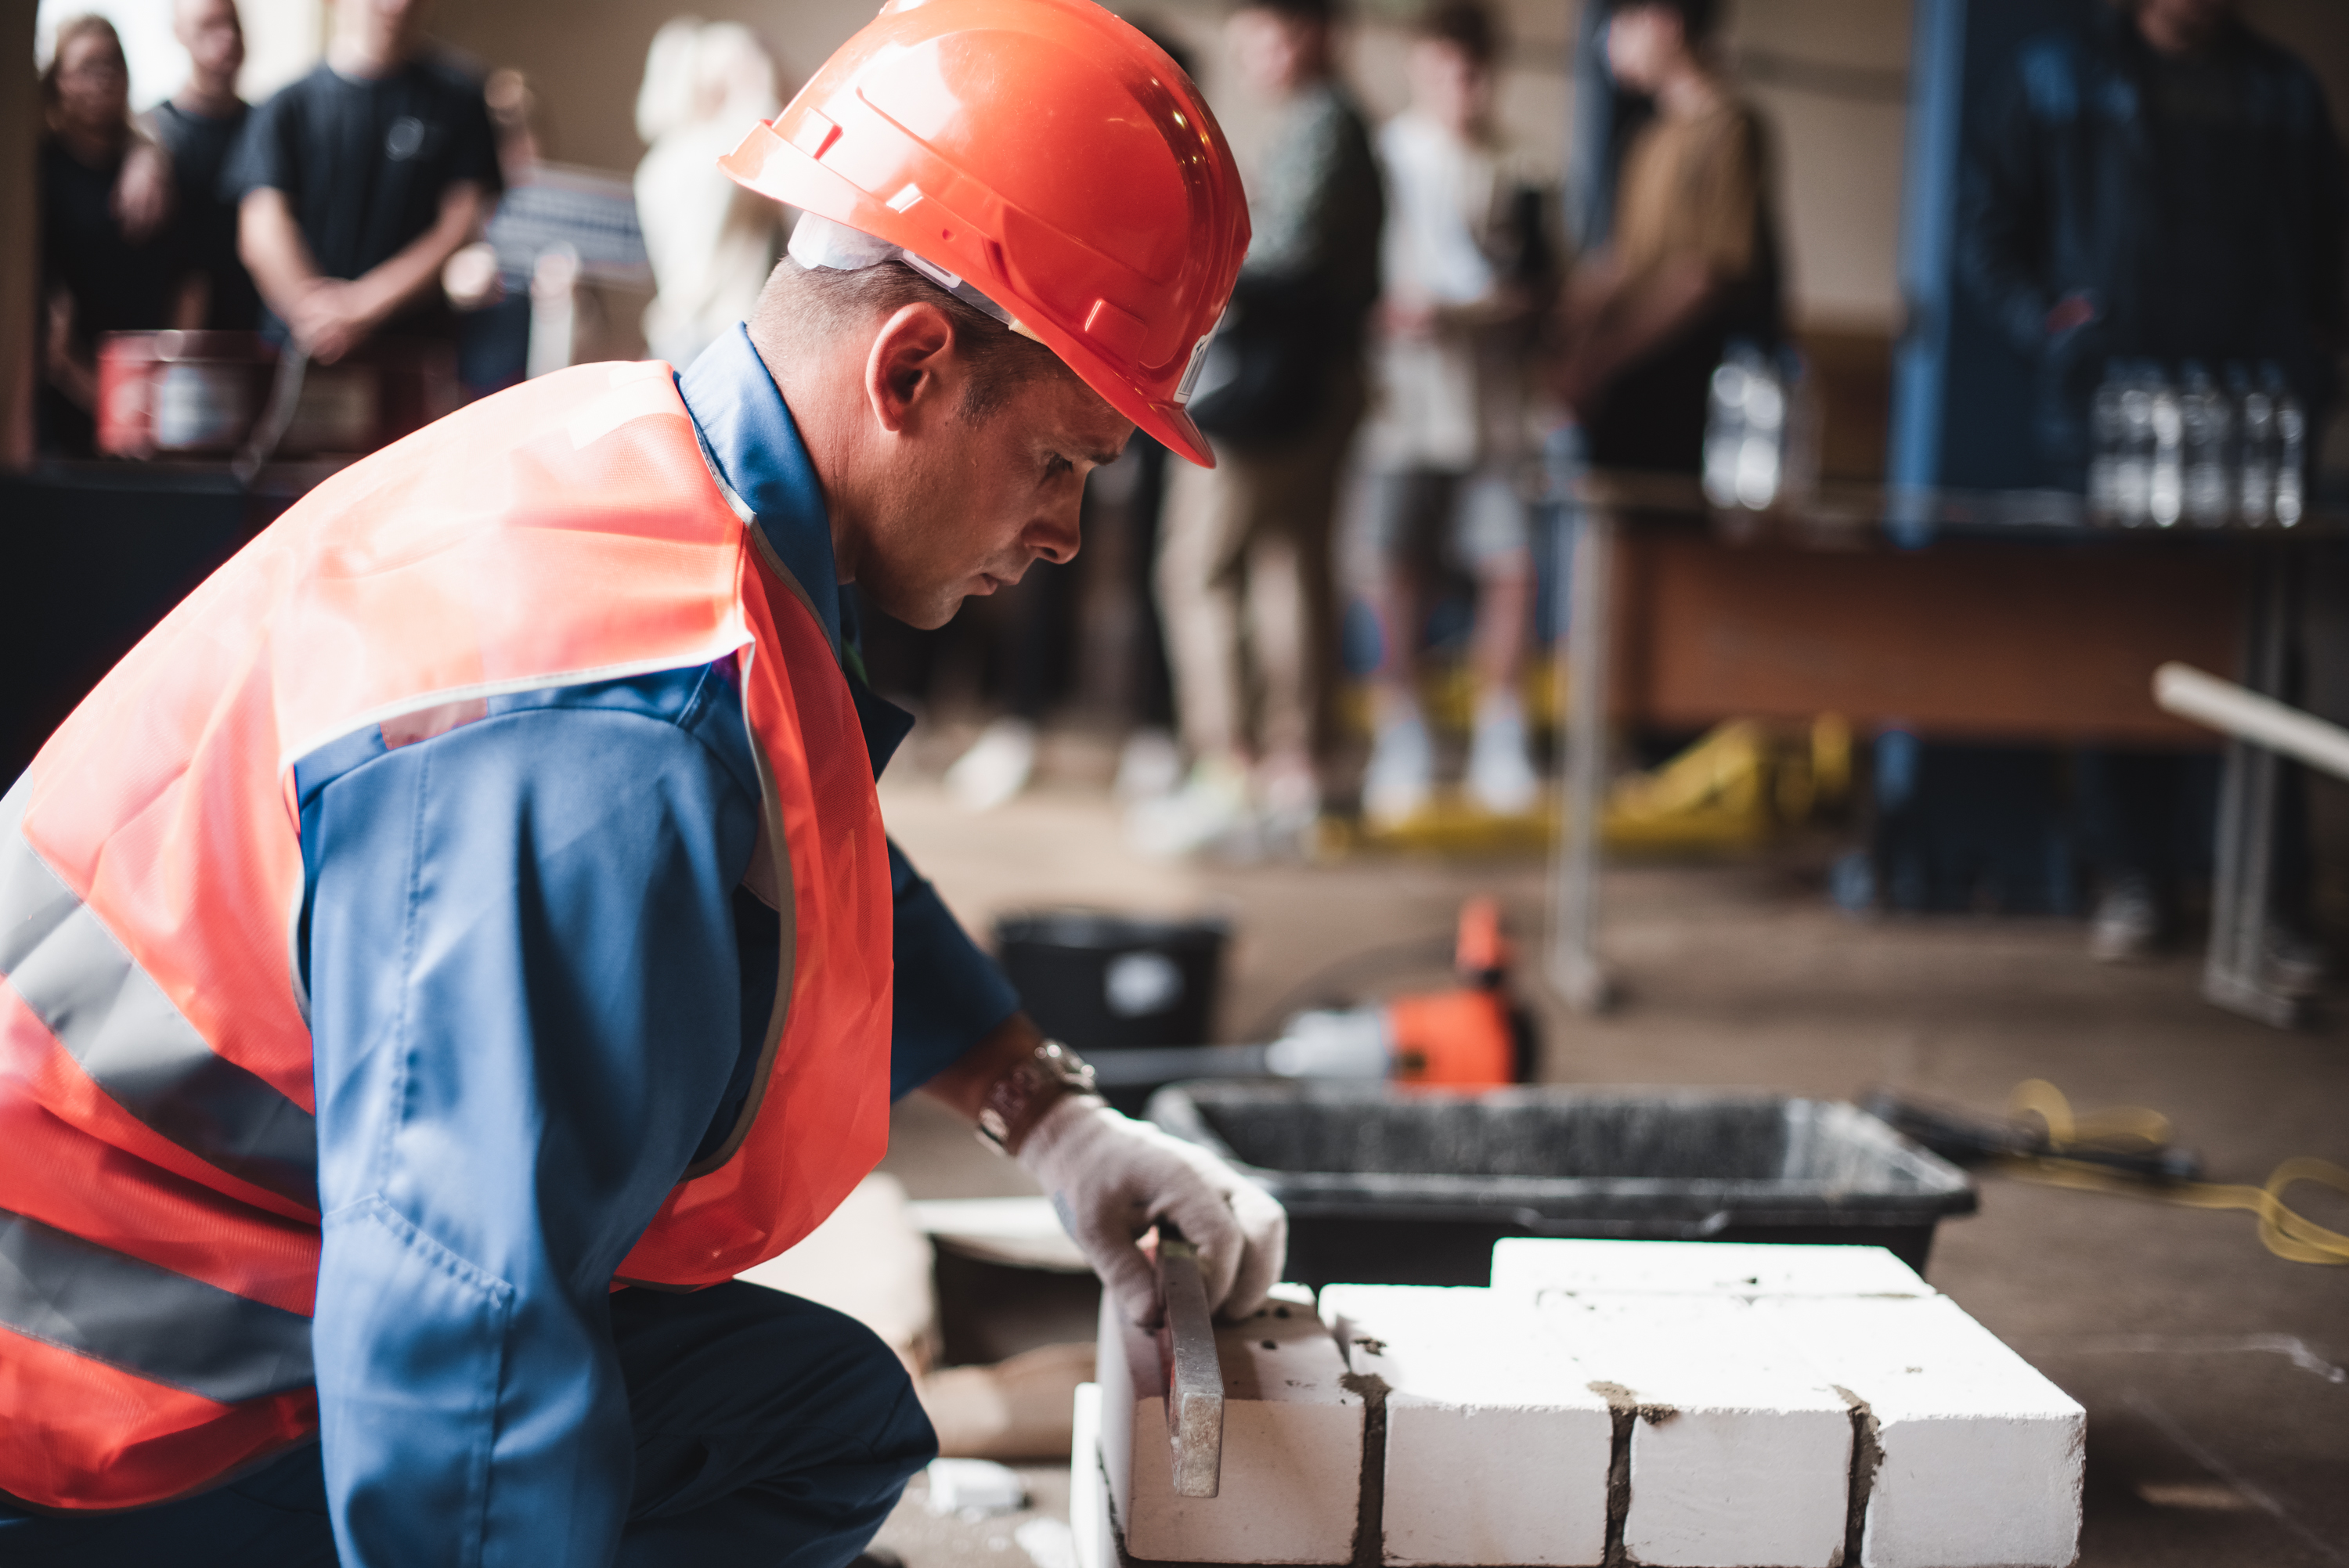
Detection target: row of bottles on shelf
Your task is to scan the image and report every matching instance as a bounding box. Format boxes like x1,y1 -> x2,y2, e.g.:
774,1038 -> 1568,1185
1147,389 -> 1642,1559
2090,361 -> 2305,528
1702,342 -> 1815,513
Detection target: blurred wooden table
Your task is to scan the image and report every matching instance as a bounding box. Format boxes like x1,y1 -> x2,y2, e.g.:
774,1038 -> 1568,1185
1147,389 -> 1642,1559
1550,473 -> 2340,1029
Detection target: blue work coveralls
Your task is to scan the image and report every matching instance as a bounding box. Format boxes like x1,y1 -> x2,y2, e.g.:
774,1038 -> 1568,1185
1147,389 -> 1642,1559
0,326 -> 1023,1566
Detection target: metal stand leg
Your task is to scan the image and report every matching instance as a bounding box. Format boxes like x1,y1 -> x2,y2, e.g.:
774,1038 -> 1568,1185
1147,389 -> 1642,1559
1550,503 -> 1618,1011
2203,555 -> 2302,1028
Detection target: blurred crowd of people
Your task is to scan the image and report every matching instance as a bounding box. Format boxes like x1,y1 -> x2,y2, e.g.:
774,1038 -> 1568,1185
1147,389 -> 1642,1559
881,0 -> 2346,989
894,0 -> 1787,862
35,0 -> 507,456
32,0 -> 1787,845
31,0 -> 1779,850
34,0 -> 2344,968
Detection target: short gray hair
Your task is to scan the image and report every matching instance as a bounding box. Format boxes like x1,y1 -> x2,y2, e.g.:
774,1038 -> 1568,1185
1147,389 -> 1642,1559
749,257 -> 1070,423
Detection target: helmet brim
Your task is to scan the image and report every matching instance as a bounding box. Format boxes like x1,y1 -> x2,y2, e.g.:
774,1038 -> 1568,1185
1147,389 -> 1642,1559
1147,403 -> 1215,470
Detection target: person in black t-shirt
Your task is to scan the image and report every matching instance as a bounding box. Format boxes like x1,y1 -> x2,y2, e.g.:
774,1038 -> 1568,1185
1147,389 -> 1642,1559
225,0 -> 500,362
148,0 -> 262,333
38,15 -> 196,456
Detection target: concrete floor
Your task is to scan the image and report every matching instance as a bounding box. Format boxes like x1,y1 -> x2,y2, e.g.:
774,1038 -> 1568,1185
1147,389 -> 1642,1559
876,770 -> 2349,1568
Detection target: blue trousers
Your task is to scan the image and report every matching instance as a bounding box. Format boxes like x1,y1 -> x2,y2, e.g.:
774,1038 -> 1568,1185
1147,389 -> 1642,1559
0,1281 -> 938,1566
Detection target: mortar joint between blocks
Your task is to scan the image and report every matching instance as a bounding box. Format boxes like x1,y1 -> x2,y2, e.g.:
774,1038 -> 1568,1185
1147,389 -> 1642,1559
1589,1381 -> 1636,1568
1831,1385 -> 1882,1568
1338,1369 -> 1390,1568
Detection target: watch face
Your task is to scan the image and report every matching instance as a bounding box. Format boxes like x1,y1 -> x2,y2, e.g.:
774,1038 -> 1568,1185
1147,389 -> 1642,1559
977,1044 -> 1097,1157
1040,1042 -> 1097,1090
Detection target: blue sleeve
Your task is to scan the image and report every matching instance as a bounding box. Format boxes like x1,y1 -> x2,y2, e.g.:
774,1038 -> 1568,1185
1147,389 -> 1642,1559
298,669 -> 760,1567
889,839 -> 1021,1098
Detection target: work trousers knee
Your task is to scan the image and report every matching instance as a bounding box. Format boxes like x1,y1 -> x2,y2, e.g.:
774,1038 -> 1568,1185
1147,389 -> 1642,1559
0,1281 -> 937,1566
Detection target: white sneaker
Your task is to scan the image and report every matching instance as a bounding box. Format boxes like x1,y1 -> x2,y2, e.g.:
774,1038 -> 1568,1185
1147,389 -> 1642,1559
2265,925 -> 2327,999
2087,875 -> 2160,962
1466,694 -> 1539,817
1127,756 -> 1254,858
1362,711 -> 1434,827
1255,752 -> 1322,852
944,717 -> 1036,812
1113,728 -> 1183,802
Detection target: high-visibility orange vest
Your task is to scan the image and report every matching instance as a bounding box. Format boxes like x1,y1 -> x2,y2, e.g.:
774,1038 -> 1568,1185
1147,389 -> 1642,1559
0,362 -> 894,1512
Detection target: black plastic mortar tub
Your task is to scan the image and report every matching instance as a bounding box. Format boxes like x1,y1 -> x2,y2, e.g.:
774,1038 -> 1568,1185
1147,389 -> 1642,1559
1146,1082 -> 1976,1286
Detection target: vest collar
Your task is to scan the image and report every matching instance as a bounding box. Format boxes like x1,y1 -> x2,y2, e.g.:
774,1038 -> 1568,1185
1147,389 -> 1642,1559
678,325 -> 843,659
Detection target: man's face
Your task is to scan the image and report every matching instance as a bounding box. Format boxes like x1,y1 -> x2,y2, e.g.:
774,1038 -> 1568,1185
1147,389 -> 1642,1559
1228,8 -> 1317,98
854,365 -> 1132,630
177,0 -> 244,82
341,0 -> 429,59
54,31 -> 128,130
1407,38 -> 1490,136
2137,0 -> 2236,52
1605,5 -> 1683,93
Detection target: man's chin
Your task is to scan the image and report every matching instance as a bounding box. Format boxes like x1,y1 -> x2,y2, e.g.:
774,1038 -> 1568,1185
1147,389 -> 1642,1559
859,568 -> 1016,632
862,584 -> 964,633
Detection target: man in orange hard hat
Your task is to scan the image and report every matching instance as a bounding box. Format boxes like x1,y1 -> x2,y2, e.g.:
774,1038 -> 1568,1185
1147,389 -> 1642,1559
0,2 -> 1282,1562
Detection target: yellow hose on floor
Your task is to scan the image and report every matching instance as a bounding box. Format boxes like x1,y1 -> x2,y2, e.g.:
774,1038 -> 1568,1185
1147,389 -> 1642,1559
1997,1080 -> 2349,1266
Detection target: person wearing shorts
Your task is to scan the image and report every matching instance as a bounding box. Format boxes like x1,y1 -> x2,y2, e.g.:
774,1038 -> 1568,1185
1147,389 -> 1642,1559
1358,0 -> 1554,824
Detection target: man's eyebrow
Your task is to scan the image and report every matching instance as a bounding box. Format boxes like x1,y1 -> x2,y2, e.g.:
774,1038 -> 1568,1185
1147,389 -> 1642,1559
1084,441 -> 1128,467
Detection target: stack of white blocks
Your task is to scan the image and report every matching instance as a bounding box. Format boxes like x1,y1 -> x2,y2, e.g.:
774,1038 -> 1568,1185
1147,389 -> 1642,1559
1074,1238 -> 2083,1568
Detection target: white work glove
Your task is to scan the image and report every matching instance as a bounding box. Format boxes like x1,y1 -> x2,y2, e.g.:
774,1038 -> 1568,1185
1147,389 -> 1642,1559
1018,1094 -> 1286,1327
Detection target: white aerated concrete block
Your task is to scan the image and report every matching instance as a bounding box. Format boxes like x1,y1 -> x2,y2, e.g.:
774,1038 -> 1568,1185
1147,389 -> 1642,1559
1322,1285 -> 1613,1566
1071,1382 -> 1113,1568
1539,1293 -> 1854,1568
1097,1283 -> 1363,1563
1492,1238 -> 1933,1300
1752,1296 -> 2084,1568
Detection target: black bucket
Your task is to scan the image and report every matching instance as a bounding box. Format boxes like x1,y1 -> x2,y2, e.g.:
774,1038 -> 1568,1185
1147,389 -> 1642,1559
994,910 -> 1229,1107
1148,1081 -> 1977,1286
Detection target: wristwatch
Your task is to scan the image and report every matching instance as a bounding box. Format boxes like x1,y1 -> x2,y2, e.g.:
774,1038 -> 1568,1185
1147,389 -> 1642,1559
976,1039 -> 1099,1155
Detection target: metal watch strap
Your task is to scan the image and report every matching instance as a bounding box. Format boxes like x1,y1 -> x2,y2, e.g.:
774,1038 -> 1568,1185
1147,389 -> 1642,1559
976,1040 -> 1099,1155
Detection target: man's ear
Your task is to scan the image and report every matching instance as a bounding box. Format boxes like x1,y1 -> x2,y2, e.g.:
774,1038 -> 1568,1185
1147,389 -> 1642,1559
864,302 -> 960,435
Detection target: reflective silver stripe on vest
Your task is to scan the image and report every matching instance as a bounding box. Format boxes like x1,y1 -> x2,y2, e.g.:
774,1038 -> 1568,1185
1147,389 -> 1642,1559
0,1206 -> 312,1402
0,777 -> 319,1209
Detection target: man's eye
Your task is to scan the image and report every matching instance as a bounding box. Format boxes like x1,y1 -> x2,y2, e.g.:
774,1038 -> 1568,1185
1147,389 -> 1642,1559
1045,453 -> 1073,480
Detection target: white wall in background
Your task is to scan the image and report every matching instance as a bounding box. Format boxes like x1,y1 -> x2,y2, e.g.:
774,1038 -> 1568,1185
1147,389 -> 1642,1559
1720,0 -> 1912,330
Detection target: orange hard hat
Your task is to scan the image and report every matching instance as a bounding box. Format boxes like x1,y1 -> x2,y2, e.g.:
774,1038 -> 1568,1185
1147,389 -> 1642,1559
719,0 -> 1248,467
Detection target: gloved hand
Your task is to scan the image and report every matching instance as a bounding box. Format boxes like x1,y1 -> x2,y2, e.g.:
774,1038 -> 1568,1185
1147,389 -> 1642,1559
1018,1094 -> 1286,1327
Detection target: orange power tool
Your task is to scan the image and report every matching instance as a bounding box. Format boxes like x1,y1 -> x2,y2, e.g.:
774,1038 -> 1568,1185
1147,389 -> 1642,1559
1087,899 -> 1535,1091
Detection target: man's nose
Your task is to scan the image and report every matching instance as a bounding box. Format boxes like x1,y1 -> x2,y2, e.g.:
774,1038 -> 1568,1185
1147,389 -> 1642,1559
1030,502 -> 1082,567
